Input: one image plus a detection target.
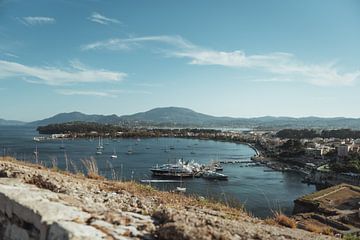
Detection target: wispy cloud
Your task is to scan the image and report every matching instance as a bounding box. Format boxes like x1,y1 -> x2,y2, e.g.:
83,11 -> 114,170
88,12 -> 120,25
3,52 -> 19,58
82,35 -> 360,86
56,89 -> 117,97
81,35 -> 192,51
19,16 -> 55,26
57,89 -> 151,97
0,59 -> 126,86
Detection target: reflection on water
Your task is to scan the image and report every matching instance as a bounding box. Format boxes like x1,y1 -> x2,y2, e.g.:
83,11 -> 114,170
0,126 -> 315,218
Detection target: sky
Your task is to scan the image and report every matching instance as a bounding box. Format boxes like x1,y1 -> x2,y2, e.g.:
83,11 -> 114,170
0,0 -> 360,121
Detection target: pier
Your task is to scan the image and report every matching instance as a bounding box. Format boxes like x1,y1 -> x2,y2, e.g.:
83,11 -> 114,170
218,160 -> 257,164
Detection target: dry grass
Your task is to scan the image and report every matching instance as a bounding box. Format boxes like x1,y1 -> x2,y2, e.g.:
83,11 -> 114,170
81,157 -> 104,180
1,156 -> 45,169
274,212 -> 297,228
99,180 -> 248,220
300,222 -> 333,235
263,218 -> 277,226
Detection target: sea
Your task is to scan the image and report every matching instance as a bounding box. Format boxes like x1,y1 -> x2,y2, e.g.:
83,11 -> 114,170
0,125 -> 315,218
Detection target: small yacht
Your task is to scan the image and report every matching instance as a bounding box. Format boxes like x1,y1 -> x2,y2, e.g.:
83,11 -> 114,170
175,186 -> 186,193
96,150 -> 102,155
202,171 -> 228,180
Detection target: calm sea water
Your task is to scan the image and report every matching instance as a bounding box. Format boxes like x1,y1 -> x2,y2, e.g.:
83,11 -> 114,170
0,126 -> 315,218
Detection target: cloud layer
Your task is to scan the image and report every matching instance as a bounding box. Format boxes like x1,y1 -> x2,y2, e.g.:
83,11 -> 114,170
88,12 -> 120,25
82,35 -> 360,86
19,16 -> 55,26
0,60 -> 126,86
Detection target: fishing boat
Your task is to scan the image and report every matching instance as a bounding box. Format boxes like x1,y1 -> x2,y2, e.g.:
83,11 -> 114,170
202,171 -> 228,180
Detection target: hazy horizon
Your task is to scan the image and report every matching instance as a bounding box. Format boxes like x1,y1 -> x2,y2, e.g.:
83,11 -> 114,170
1,0 -> 360,121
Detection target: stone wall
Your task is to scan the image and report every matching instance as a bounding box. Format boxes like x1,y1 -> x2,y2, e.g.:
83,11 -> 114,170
0,178 -> 108,240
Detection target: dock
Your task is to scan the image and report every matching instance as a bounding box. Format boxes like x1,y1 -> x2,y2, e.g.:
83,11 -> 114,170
219,160 -> 255,164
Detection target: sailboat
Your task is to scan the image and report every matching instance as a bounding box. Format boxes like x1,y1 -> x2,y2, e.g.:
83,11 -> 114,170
175,171 -> 186,193
96,136 -> 104,150
127,146 -> 133,155
59,140 -> 65,149
33,145 -> 39,163
111,149 -> 118,159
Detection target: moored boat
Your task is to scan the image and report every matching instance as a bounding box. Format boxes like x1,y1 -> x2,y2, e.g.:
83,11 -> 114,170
150,159 -> 202,178
202,171 -> 228,180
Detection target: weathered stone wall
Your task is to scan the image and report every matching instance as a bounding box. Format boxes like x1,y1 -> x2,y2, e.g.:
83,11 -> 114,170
0,178 -> 107,240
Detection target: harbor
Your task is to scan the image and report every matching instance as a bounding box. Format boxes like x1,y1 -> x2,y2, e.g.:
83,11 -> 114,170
0,125 -> 316,218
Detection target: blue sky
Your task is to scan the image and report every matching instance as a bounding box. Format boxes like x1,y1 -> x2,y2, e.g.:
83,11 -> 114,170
0,0 -> 359,121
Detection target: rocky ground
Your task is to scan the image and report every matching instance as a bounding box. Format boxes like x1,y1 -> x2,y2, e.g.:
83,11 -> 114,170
0,157 -> 336,239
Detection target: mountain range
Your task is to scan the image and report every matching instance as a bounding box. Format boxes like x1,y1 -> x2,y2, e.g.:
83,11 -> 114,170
1,107 -> 360,129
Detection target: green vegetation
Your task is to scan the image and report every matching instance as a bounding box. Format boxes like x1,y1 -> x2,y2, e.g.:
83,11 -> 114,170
330,153 -> 360,173
37,121 -> 221,138
278,139 -> 305,157
276,128 -> 360,139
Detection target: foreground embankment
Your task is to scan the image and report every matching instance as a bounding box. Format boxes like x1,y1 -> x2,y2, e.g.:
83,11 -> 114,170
0,157 -> 334,239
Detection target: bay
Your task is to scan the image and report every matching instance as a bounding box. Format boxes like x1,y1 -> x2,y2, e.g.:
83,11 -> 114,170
0,125 -> 315,218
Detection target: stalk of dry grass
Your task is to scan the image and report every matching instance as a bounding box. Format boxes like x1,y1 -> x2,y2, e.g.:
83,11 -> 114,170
51,157 -> 58,170
106,160 -> 117,180
69,158 -> 79,173
81,157 -> 103,180
64,151 -> 69,172
274,211 -> 297,228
